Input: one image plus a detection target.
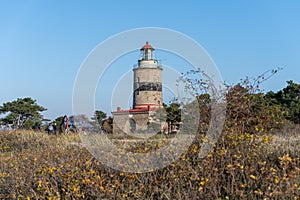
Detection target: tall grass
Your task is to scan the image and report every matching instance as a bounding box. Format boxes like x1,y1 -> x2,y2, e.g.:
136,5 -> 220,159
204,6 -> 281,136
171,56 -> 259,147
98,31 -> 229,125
0,128 -> 299,199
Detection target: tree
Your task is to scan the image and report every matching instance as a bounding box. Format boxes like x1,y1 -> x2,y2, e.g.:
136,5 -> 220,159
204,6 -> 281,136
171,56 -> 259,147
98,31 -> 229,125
102,117 -> 113,133
91,110 -> 107,132
265,80 -> 300,123
0,97 -> 46,129
179,67 -> 286,134
91,110 -> 107,125
165,103 -> 181,129
151,103 -> 182,133
149,107 -> 168,133
197,94 -> 211,124
54,116 -> 65,133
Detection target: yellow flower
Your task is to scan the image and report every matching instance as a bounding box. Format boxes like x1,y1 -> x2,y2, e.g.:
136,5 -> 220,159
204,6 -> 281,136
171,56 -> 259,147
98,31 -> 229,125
250,174 -> 256,179
279,154 -> 292,164
99,186 -> 105,191
198,186 -> 203,191
37,180 -> 42,188
254,190 -> 263,195
73,186 -> 80,192
270,167 -> 277,174
258,161 -> 267,166
192,146 -> 198,153
226,164 -> 234,168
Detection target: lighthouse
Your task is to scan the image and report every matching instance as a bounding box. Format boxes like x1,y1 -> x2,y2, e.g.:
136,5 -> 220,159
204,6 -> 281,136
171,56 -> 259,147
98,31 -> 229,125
112,41 -> 163,134
133,41 -> 163,109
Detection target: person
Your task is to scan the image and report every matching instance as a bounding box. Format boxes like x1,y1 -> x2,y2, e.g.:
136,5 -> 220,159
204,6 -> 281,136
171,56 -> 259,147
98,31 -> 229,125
48,123 -> 54,134
63,115 -> 69,134
53,122 -> 57,135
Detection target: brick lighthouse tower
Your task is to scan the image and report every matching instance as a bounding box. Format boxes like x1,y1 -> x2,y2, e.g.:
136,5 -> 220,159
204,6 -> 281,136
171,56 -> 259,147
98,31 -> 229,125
112,41 -> 163,134
133,41 -> 163,110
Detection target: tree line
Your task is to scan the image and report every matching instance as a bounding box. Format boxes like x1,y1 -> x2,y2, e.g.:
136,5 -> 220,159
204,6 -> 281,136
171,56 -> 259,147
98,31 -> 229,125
0,80 -> 299,132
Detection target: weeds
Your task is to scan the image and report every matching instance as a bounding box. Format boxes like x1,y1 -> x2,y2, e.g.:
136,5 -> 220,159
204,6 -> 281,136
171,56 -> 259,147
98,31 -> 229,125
0,123 -> 299,199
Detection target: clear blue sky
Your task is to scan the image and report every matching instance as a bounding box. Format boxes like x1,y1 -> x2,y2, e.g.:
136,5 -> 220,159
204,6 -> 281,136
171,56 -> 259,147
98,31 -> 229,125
0,0 -> 299,120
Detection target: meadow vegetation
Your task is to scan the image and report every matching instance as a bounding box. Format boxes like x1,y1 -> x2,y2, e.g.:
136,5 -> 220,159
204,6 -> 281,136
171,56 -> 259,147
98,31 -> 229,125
0,124 -> 299,199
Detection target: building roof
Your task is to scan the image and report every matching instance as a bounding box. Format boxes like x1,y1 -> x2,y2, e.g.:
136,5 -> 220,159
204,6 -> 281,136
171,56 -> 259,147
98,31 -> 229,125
141,41 -> 154,50
112,104 -> 159,115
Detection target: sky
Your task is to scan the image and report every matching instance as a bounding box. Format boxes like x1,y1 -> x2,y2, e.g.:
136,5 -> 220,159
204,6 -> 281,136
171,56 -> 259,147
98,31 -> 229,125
0,0 -> 300,120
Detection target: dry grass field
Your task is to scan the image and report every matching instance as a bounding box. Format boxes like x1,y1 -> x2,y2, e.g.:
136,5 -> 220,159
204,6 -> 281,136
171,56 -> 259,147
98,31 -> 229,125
0,124 -> 299,199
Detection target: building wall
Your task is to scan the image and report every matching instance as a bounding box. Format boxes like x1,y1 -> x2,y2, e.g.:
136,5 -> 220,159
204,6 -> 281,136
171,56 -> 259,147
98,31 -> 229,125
134,91 -> 162,107
133,67 -> 163,107
138,60 -> 158,68
134,67 -> 162,82
112,112 -> 150,134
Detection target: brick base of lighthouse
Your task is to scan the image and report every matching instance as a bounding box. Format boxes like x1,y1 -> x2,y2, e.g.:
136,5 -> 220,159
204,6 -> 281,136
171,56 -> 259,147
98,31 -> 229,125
112,110 -> 150,134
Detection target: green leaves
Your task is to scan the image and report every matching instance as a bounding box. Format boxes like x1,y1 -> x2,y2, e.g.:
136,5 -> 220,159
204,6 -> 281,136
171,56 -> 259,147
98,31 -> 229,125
0,97 -> 46,129
91,110 -> 107,126
90,110 -> 110,133
265,80 -> 300,124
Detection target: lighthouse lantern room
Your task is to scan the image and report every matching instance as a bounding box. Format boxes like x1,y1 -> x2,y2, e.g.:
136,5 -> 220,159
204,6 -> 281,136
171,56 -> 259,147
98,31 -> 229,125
140,41 -> 154,60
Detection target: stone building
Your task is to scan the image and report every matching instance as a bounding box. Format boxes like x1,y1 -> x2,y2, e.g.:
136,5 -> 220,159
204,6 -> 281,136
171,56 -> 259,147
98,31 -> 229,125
112,42 -> 163,134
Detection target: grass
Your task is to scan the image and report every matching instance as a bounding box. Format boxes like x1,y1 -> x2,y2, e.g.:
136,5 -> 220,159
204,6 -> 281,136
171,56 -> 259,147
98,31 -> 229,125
270,123 -> 300,160
0,127 -> 299,199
